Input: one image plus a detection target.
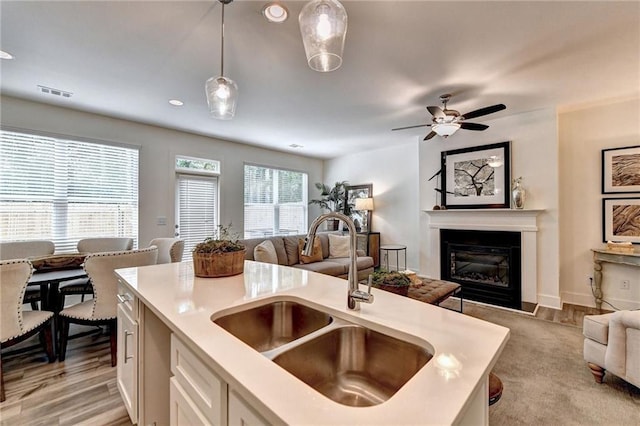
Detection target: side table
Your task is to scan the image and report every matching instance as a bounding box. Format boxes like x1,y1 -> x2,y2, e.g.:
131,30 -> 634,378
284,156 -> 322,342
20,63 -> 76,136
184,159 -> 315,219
380,244 -> 407,271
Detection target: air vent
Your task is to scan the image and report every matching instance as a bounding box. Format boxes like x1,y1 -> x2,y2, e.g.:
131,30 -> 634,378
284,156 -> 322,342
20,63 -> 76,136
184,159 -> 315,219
37,85 -> 73,98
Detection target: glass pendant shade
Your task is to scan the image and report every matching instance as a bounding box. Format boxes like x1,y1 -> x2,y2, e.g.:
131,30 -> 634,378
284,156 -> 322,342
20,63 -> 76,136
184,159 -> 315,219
433,123 -> 461,138
206,76 -> 238,120
299,0 -> 347,72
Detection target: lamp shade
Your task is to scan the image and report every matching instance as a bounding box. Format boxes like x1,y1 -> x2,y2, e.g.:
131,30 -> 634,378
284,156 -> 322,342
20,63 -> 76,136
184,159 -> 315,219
355,197 -> 374,211
298,0 -> 347,72
205,76 -> 238,120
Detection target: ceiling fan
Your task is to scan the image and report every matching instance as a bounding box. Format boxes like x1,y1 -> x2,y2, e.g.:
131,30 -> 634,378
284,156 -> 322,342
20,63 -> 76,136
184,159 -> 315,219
392,94 -> 506,141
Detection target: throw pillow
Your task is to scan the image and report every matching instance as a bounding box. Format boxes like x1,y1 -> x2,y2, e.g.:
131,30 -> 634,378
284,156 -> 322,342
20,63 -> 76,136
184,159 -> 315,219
254,240 -> 278,264
298,238 -> 323,264
328,234 -> 350,258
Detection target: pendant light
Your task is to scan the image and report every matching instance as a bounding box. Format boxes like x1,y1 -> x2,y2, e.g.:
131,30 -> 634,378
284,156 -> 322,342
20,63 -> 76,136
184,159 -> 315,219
205,0 -> 238,120
298,0 -> 347,72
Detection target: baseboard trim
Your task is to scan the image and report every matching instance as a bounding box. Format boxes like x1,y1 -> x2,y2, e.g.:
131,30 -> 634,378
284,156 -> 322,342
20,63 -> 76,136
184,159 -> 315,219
537,293 -> 562,309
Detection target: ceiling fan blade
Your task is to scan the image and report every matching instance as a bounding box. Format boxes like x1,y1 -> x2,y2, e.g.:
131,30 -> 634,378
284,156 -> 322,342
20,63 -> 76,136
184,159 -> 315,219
461,104 -> 506,120
460,122 -> 489,131
392,124 -> 431,131
423,131 -> 438,141
427,106 -> 445,119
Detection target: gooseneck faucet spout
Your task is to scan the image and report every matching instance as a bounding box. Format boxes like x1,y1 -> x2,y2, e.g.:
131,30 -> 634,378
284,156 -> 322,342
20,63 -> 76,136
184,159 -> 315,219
304,212 -> 374,310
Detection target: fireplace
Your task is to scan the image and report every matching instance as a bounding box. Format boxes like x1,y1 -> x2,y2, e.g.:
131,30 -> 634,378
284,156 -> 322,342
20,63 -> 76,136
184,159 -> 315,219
440,229 -> 521,310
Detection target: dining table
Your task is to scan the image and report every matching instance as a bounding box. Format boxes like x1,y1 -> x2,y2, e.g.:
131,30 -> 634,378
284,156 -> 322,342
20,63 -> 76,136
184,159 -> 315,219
27,267 -> 88,313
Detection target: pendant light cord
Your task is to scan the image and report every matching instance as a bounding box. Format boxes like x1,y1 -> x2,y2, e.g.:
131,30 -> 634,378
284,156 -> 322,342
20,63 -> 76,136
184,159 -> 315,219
220,2 -> 225,77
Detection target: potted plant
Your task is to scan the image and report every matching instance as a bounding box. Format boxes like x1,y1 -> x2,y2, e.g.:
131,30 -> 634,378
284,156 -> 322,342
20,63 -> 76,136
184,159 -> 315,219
309,181 -> 350,230
192,224 -> 246,278
370,269 -> 411,296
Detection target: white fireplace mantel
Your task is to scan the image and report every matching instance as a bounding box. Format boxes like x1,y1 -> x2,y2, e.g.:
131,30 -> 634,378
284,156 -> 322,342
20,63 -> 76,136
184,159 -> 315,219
424,209 -> 545,305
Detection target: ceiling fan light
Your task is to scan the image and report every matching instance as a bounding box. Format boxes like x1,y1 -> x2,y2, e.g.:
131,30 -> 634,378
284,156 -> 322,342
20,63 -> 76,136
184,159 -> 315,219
433,123 -> 460,137
206,76 -> 238,120
299,0 -> 347,72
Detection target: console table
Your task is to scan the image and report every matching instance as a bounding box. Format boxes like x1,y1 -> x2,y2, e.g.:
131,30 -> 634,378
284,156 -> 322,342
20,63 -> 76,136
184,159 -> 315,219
592,249 -> 640,310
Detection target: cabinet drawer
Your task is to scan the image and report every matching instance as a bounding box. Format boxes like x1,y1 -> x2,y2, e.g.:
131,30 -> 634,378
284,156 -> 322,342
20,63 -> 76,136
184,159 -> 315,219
228,390 -> 269,426
170,378 -> 212,426
171,334 -> 227,425
117,280 -> 137,319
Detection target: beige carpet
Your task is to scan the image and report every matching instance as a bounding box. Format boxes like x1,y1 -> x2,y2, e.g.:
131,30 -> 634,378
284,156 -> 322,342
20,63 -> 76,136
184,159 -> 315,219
443,300 -> 640,425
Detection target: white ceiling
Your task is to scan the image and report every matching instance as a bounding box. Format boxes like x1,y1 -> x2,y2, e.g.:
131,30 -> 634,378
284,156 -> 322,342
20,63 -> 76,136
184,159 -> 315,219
1,1 -> 638,159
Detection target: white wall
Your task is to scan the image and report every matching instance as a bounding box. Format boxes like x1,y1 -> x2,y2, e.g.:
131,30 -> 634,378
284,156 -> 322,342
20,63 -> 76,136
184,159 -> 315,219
559,98 -> 640,310
418,108 -> 561,308
0,96 -> 324,246
324,141 -> 421,271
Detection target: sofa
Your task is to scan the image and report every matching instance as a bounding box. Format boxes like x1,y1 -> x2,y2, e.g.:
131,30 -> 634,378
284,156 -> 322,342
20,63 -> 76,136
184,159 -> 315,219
241,233 -> 374,281
583,310 -> 640,387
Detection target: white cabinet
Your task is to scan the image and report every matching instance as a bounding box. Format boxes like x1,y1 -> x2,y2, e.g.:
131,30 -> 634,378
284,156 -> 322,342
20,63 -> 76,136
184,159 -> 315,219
228,390 -> 269,426
170,335 -> 268,426
170,377 -> 212,426
117,302 -> 138,422
170,334 -> 227,425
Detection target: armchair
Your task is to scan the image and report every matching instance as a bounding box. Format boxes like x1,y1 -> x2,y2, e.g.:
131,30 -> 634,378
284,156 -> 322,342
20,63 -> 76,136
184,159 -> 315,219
148,237 -> 184,263
583,310 -> 640,388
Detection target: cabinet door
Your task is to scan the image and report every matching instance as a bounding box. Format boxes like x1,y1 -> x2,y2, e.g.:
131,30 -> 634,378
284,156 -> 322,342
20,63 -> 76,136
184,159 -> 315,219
170,378 -> 212,426
228,390 -> 268,426
117,303 -> 138,423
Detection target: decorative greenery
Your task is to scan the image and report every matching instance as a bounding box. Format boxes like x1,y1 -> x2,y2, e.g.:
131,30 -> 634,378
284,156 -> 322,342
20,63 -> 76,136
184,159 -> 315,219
193,224 -> 245,254
370,269 -> 411,288
309,181 -> 350,214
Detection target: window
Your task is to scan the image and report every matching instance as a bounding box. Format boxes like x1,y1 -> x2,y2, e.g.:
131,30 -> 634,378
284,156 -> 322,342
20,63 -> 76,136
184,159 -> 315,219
244,165 -> 308,238
0,129 -> 139,252
175,156 -> 219,260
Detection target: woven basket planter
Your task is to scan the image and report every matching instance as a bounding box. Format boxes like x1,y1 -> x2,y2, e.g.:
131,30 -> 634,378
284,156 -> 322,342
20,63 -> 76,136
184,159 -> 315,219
193,250 -> 246,278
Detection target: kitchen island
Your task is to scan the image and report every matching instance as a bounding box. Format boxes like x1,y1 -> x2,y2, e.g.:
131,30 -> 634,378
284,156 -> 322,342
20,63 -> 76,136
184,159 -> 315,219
115,260 -> 509,425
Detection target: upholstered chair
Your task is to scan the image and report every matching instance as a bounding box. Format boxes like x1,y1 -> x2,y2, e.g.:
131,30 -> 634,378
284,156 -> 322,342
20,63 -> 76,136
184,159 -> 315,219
1,259 -> 55,402
0,240 -> 55,310
57,247 -> 158,367
57,237 -> 135,311
148,238 -> 185,263
583,310 -> 640,388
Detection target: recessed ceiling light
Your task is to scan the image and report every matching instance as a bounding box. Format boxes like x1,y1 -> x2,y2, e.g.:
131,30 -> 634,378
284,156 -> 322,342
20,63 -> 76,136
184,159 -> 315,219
169,99 -> 184,106
262,2 -> 289,23
0,50 -> 14,60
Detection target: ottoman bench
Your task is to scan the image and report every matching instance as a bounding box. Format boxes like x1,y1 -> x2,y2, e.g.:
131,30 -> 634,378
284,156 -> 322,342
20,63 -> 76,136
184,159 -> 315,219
408,278 -> 463,312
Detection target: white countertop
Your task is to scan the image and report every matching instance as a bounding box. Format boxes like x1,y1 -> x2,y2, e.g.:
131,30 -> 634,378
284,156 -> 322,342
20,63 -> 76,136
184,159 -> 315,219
116,260 -> 510,425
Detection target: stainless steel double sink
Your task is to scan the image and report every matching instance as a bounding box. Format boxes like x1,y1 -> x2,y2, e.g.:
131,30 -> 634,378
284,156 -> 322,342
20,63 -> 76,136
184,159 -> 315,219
212,299 -> 433,407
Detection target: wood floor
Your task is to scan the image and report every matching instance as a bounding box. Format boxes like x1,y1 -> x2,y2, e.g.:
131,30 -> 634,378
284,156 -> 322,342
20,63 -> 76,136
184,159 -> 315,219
0,326 -> 131,426
0,300 -> 606,425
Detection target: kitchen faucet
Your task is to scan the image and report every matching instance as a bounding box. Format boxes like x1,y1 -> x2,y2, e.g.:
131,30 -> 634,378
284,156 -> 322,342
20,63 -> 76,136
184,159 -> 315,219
303,212 -> 374,310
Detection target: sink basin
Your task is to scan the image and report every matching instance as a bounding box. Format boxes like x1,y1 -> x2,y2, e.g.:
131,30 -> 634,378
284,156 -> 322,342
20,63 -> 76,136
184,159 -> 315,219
213,301 -> 332,352
273,324 -> 432,407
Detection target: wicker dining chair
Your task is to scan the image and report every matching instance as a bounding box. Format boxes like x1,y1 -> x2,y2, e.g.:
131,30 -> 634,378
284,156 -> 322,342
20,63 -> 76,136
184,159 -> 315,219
0,259 -> 55,402
57,247 -> 157,367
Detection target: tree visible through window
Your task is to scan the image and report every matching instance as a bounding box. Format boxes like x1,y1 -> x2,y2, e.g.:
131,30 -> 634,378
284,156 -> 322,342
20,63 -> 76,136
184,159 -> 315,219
244,165 -> 307,238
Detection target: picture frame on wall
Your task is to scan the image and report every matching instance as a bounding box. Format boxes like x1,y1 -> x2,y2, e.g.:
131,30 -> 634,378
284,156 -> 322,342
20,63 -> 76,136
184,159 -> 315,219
602,197 -> 640,244
441,141 -> 511,209
602,145 -> 640,193
345,184 -> 373,232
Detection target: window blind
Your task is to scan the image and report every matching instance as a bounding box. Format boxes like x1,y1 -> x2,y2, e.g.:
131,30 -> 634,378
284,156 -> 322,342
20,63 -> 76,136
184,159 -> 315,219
0,129 -> 139,252
243,165 -> 307,238
176,173 -> 218,260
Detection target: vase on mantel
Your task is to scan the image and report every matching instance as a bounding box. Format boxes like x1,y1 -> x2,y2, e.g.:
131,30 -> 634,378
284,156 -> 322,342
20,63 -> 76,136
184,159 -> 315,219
512,177 -> 526,209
